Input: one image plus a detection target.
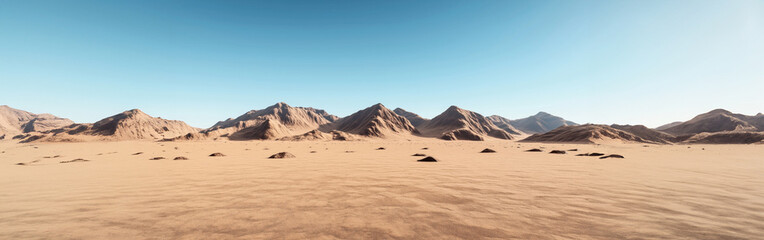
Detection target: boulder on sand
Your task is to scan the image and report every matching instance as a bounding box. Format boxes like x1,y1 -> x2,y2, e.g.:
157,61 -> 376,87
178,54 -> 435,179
526,148 -> 543,152
549,150 -> 566,154
209,152 -> 225,157
269,152 -> 296,159
417,156 -> 438,162
480,148 -> 496,153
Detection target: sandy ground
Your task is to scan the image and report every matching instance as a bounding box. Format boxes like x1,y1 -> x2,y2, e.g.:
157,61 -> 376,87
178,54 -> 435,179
1,140 -> 763,239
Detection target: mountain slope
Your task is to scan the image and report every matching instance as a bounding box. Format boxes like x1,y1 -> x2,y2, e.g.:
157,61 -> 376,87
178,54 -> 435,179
510,112 -> 577,134
522,124 -> 660,144
418,106 -> 514,141
610,124 -> 676,144
393,108 -> 429,127
0,105 -> 74,137
20,109 -> 198,142
486,115 -> 524,135
204,102 -> 338,140
662,109 -> 758,135
327,103 -> 418,137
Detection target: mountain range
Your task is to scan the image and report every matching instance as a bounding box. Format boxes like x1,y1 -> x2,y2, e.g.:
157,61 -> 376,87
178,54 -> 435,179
2,104 -> 762,144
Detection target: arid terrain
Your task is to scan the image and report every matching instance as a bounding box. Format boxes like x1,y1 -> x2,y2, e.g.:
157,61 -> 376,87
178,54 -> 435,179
2,139 -> 763,239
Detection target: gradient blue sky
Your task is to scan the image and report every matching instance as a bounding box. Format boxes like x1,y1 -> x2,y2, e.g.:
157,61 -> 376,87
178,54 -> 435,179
1,0 -> 762,128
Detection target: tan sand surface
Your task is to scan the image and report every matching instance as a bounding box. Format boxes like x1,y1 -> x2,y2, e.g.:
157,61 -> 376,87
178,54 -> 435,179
1,140 -> 763,239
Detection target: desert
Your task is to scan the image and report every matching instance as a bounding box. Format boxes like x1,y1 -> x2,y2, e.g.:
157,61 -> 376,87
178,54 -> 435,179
2,103 -> 764,239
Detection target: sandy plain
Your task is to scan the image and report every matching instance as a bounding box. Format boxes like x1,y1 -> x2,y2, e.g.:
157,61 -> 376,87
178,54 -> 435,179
1,140 -> 763,239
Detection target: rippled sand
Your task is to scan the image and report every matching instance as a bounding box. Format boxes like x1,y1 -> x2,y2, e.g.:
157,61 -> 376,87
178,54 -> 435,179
1,140 -> 763,239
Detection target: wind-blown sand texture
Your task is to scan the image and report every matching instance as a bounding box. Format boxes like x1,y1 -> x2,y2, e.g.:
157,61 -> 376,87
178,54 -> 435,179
1,140 -> 763,239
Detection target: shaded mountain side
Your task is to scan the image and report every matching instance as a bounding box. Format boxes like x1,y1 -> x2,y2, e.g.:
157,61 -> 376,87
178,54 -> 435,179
682,131 -> 764,144
610,124 -> 676,144
510,112 -> 577,134
521,124 -> 660,144
0,105 -> 74,136
19,109 -> 199,142
393,108 -> 429,127
486,115 -> 524,135
655,121 -> 683,131
418,106 -> 513,141
202,102 -> 338,140
327,104 -> 419,137
662,109 -> 760,135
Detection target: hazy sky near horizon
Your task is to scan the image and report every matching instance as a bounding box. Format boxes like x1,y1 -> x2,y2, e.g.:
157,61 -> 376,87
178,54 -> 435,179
1,0 -> 763,128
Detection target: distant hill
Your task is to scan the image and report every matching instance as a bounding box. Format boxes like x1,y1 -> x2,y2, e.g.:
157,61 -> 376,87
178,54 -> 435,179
522,124 -> 660,144
327,103 -> 418,137
661,109 -> 762,135
0,105 -> 73,138
393,108 -> 429,127
203,102 -> 338,140
510,112 -> 577,134
19,109 -> 198,142
418,106 -> 514,141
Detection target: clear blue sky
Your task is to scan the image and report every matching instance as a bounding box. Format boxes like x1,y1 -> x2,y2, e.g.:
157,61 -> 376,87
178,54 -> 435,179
1,0 -> 762,128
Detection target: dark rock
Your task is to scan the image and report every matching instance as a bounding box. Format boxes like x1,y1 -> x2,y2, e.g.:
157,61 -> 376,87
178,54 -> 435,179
376,147 -> 386,150
421,147 -> 429,150
549,150 -> 566,154
600,154 -> 624,159
209,152 -> 225,157
480,148 -> 497,153
310,151 -> 317,153
588,153 -> 605,156
173,156 -> 189,160
417,156 -> 438,162
269,152 -> 296,159
149,157 -> 165,160
132,152 -> 143,155
60,158 -> 89,163
412,153 -> 426,156
526,148 -> 543,152
575,153 -> 589,156
567,149 -> 578,151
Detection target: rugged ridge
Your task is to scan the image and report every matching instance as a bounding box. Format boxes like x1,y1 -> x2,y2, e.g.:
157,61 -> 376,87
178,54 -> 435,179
510,112 -> 577,134
326,103 -> 419,137
662,109 -> 761,135
418,106 -> 514,141
20,109 -> 199,142
522,124 -> 660,144
0,105 -> 74,137
393,108 -> 429,127
610,124 -> 676,144
486,115 -> 524,135
203,102 -> 338,140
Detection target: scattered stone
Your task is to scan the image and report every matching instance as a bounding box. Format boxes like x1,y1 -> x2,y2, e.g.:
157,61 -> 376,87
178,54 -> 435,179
376,147 -> 386,150
132,152 -> 143,155
174,147 -> 179,150
526,148 -> 543,152
600,154 -> 625,159
417,156 -> 438,162
16,162 -> 26,165
60,158 -> 89,163
269,152 -> 295,159
588,153 -> 605,156
480,148 -> 497,153
549,150 -> 566,154
575,153 -> 589,156
149,157 -> 165,160
421,147 -> 429,150
310,151 -> 317,153
173,156 -> 189,160
345,151 -> 354,153
567,149 -> 578,151
412,153 -> 426,156
209,152 -> 225,157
